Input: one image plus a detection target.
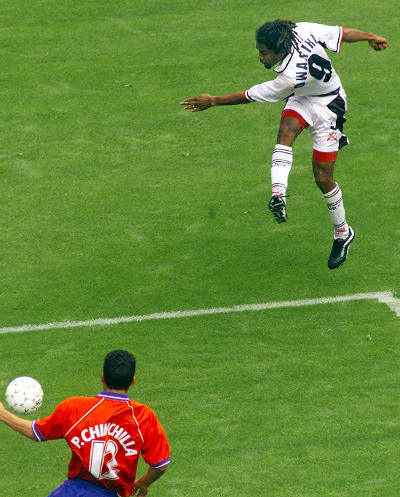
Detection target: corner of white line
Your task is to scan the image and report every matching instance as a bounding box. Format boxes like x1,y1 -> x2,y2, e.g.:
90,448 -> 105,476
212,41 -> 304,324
376,291 -> 400,317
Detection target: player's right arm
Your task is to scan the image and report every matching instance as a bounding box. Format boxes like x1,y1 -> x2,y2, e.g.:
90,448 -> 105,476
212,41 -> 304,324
180,74 -> 294,112
132,467 -> 166,497
180,92 -> 248,112
0,401 -> 35,440
342,28 -> 388,50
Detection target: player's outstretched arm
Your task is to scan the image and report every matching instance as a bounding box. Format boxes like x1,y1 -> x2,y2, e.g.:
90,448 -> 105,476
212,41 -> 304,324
0,401 -> 35,439
180,92 -> 248,112
132,467 -> 166,496
342,28 -> 389,50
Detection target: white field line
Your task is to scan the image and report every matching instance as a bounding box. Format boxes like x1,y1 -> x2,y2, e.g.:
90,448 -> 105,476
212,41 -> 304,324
0,291 -> 398,336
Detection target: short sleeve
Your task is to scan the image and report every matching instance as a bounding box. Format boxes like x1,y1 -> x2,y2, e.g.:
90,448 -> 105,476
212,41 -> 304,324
245,74 -> 294,103
140,409 -> 170,469
308,23 -> 343,53
32,399 -> 71,442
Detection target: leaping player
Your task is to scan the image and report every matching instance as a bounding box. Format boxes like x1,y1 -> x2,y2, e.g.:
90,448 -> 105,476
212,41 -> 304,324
181,20 -> 388,269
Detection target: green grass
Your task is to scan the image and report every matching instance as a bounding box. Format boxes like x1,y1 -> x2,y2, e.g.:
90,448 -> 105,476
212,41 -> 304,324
0,0 -> 399,496
1,302 -> 399,496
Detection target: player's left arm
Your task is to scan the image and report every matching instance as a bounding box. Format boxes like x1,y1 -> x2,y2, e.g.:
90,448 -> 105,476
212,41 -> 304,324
132,467 -> 166,497
342,28 -> 389,50
0,401 -> 35,440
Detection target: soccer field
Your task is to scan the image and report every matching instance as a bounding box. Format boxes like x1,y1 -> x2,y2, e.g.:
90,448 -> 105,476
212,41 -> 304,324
0,1 -> 399,496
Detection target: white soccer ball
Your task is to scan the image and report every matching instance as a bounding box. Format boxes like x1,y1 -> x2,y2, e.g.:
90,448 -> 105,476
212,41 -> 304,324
5,376 -> 44,414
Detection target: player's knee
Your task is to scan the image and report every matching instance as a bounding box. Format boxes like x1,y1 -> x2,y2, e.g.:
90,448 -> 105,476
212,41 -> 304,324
315,177 -> 328,191
277,118 -> 301,146
312,157 -> 336,193
313,171 -> 334,193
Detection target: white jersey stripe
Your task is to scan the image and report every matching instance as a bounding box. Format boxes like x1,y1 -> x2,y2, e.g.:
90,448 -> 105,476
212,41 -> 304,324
127,403 -> 144,444
64,398 -> 104,438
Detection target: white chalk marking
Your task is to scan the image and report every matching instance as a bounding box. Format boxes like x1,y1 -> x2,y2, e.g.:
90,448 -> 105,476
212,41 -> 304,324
376,292 -> 400,317
0,291 -> 398,335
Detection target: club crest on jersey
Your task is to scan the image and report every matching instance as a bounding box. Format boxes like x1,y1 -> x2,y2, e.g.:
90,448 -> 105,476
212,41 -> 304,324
70,423 -> 138,456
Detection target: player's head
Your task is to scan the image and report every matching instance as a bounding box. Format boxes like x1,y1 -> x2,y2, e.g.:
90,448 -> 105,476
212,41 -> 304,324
102,350 -> 136,391
256,19 -> 297,68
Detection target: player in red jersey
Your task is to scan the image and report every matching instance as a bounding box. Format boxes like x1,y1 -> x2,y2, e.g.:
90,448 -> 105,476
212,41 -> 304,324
0,350 -> 170,497
181,20 -> 388,269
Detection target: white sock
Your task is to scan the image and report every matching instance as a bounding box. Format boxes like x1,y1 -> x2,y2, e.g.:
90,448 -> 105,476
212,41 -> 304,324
271,144 -> 293,199
323,183 -> 349,239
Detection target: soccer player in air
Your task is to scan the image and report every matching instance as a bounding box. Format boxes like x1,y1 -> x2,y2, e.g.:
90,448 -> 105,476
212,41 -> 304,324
180,20 -> 388,269
0,350 -> 170,497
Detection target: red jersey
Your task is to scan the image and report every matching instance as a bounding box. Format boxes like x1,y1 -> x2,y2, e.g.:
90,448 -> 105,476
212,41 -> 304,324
32,392 -> 170,497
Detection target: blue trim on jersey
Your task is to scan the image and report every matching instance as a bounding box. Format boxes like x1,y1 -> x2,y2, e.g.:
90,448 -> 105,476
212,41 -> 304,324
32,420 -> 45,442
96,391 -> 130,401
151,457 -> 171,469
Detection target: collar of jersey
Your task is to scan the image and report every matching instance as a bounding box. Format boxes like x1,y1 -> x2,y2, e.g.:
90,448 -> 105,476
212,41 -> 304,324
274,47 -> 294,74
96,391 -> 130,401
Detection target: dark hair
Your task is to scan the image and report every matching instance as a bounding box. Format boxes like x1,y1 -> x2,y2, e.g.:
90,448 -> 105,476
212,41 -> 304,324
256,19 -> 298,56
103,350 -> 136,390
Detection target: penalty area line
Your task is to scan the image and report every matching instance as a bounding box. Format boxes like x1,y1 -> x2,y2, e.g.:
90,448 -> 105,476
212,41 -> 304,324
0,291 -> 399,335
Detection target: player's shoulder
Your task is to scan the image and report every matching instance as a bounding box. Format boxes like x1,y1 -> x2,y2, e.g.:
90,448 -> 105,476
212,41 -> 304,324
57,396 -> 100,410
62,395 -> 99,403
294,21 -> 312,31
128,399 -> 157,419
295,21 -> 339,36
295,21 -> 324,35
128,398 -> 154,411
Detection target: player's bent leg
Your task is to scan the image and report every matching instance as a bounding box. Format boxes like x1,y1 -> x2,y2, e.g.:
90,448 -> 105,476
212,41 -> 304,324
312,154 -> 348,235
277,112 -> 306,146
312,150 -> 355,269
311,154 -> 336,194
269,113 -> 306,224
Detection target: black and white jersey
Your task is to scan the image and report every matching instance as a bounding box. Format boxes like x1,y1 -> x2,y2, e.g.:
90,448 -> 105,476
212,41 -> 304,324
245,22 -> 344,103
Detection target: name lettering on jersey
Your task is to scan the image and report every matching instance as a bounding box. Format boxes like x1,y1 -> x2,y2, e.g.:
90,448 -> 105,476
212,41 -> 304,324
70,423 -> 138,456
294,34 -> 318,88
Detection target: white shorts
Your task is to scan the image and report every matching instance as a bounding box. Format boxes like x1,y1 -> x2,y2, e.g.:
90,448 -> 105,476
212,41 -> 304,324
282,88 -> 348,158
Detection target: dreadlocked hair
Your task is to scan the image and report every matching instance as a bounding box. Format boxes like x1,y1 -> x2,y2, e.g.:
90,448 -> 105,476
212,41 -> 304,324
256,19 -> 299,56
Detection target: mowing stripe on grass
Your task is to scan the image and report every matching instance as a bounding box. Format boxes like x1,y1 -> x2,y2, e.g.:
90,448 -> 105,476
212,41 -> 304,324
0,291 -> 398,335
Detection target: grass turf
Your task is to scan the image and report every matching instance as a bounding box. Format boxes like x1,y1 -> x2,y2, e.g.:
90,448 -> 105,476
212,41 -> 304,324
0,1 -> 398,496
